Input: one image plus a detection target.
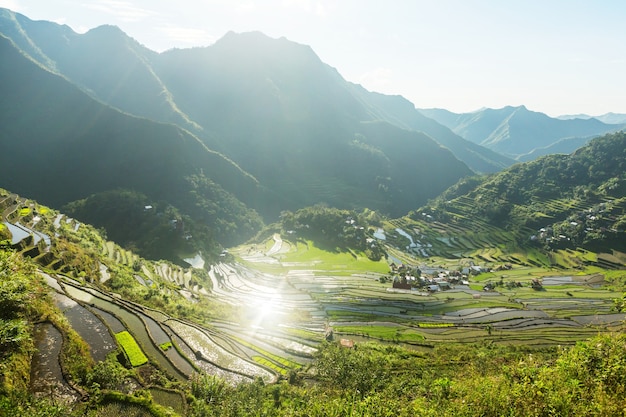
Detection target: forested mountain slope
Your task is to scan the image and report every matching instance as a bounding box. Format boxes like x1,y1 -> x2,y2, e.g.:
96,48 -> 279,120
0,9 -> 476,222
0,33 -> 263,261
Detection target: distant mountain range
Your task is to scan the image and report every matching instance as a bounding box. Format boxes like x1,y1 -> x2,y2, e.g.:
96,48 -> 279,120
557,113 -> 626,124
420,106 -> 626,160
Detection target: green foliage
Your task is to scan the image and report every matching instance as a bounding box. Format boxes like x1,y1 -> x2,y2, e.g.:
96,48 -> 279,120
0,319 -> 29,348
190,373 -> 227,405
188,334 -> 626,416
114,331 -> 148,367
183,174 -> 264,248
90,401 -> 153,417
0,251 -> 40,371
159,342 -> 173,351
313,341 -> 392,395
279,205 -> 385,260
88,355 -> 128,390
415,132 -> 626,258
64,189 -> 220,263
0,393 -> 73,417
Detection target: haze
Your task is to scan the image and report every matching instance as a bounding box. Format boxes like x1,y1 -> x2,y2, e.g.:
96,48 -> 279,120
3,0 -> 625,117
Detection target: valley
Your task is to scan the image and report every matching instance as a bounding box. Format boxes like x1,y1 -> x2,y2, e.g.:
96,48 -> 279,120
2,187 -> 625,415
1,6 -> 626,416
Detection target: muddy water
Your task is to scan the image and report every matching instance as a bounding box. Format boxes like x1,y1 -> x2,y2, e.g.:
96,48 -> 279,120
30,323 -> 80,403
53,292 -> 116,362
138,311 -> 195,377
169,333 -> 252,385
166,319 -> 274,382
91,307 -> 126,333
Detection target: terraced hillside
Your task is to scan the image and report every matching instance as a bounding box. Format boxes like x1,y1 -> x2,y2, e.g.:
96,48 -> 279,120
0,189 -> 318,411
2,186 -> 626,415
380,194 -> 625,270
229,232 -> 625,349
379,132 -> 626,269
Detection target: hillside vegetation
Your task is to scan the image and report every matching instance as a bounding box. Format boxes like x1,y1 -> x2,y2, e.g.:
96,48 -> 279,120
2,238 -> 626,416
381,131 -> 626,268
1,174 -> 626,416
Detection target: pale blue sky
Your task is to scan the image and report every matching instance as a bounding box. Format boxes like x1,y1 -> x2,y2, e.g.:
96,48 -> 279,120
3,0 -> 625,116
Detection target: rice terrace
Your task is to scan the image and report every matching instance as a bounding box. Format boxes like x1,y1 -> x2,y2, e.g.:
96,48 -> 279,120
2,5 -> 626,414
3,158 -> 626,416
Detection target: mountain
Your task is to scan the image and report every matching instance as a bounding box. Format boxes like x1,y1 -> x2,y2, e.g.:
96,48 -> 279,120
420,106 -> 625,159
558,112 -> 626,124
0,8 -> 477,223
0,9 -> 199,132
148,31 -> 474,214
349,89 -> 513,173
0,32 -> 263,262
4,9 -> 507,175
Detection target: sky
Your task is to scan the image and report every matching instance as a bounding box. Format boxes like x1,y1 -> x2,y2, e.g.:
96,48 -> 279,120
2,0 -> 625,117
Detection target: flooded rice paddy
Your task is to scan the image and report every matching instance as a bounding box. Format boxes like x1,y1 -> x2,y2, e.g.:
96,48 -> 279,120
53,292 -> 116,362
31,323 -> 80,403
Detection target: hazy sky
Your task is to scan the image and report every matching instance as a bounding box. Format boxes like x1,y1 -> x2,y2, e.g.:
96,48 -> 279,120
3,0 -> 625,116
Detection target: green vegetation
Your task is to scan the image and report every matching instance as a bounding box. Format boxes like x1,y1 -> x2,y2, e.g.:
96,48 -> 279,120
63,189 -> 224,264
389,132 -> 626,268
417,322 -> 454,328
279,205 -> 386,261
159,341 -> 173,351
183,335 -> 626,416
0,250 -> 42,393
334,324 -> 426,343
1,15 -> 626,414
114,331 -> 148,367
1,186 -> 626,416
281,241 -> 389,274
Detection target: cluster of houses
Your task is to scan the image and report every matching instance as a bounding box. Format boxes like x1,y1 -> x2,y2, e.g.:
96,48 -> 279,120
388,262 -> 486,292
530,201 -> 622,249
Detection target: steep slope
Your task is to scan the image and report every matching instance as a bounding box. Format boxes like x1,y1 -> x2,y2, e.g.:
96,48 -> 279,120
0,9 -> 198,132
355,90 -> 513,173
482,106 -> 621,157
516,134 -> 597,162
151,31 -> 473,216
0,10 -> 474,218
414,131 -> 626,255
0,34 -> 263,259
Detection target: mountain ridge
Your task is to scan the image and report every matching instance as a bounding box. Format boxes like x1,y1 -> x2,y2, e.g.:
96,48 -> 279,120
420,105 -> 625,159
0,7 -> 509,177
0,8 -> 479,221
0,32 -> 264,261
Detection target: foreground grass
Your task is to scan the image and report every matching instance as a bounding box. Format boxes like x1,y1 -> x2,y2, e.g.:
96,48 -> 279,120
333,324 -> 426,343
